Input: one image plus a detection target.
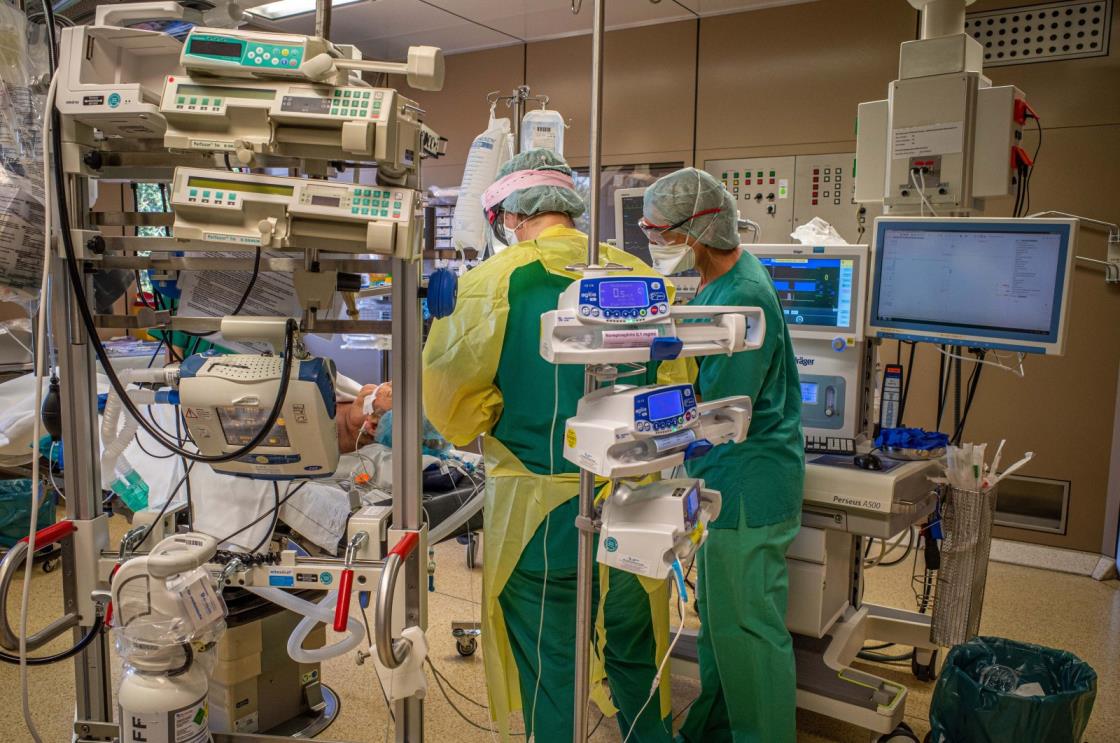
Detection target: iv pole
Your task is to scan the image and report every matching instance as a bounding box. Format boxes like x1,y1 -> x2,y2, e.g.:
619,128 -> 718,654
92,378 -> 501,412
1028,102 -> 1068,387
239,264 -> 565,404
571,0 -> 606,739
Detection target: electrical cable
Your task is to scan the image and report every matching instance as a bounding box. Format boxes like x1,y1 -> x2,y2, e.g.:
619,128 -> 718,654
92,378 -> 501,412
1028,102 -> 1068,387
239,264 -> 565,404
212,480 -> 308,546
181,244 -> 262,338
1024,116 -> 1041,217
950,351 -> 985,445
897,341 -> 916,425
247,482 -> 282,555
0,615 -> 105,666
133,462 -> 196,548
19,50 -> 60,741
621,582 -> 685,743
359,607 -> 395,722
428,661 -> 525,736
910,169 -> 937,217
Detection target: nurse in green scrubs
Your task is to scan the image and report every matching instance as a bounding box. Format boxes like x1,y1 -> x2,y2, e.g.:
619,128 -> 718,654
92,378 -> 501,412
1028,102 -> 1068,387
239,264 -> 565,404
641,168 -> 805,743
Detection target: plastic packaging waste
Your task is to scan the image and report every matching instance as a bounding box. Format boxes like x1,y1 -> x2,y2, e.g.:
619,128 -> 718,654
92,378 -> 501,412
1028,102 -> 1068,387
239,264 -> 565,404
520,108 -> 566,156
791,217 -> 848,245
452,112 -> 513,254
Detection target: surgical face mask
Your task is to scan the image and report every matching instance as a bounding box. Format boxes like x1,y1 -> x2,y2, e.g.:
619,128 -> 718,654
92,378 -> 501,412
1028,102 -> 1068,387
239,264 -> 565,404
649,240 -> 696,275
495,213 -> 529,246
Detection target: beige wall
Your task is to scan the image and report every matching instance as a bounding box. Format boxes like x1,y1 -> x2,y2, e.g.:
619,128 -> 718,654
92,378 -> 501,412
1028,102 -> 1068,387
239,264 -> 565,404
403,0 -> 1120,553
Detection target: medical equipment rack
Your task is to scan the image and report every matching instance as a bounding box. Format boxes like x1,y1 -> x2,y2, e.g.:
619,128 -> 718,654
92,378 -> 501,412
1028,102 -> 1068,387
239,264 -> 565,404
33,16 -> 435,743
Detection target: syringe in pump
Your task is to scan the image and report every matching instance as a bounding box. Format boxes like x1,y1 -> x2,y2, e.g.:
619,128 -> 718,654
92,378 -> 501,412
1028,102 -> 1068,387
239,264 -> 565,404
563,383 -> 752,479
540,274 -> 765,364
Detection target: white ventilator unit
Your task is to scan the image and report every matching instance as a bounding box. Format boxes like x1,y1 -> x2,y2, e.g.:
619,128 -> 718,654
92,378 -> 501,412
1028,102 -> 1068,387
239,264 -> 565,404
598,479 -> 721,579
178,353 -> 340,479
563,383 -> 752,479
169,167 -> 422,257
540,274 -> 765,364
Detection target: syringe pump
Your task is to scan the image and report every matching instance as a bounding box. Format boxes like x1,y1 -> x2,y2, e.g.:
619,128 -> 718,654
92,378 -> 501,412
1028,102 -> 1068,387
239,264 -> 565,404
160,77 -> 426,168
563,383 -> 752,479
598,479 -> 721,579
169,167 -> 422,258
179,27 -> 444,91
541,275 -> 765,364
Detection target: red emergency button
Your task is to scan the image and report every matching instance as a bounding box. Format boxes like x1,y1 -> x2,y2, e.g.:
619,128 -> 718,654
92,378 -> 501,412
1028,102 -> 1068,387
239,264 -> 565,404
650,306 -> 659,315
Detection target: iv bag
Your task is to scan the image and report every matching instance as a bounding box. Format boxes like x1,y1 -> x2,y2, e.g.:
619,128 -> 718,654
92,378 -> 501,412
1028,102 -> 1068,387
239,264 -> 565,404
452,115 -> 513,254
520,108 -> 565,157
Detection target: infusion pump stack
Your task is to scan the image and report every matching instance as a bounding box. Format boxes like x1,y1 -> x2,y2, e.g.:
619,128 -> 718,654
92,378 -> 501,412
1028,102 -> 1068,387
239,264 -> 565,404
747,245 -> 870,443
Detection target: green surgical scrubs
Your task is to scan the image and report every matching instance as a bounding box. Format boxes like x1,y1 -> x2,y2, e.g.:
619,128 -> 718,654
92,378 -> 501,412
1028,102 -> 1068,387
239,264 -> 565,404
677,251 -> 805,743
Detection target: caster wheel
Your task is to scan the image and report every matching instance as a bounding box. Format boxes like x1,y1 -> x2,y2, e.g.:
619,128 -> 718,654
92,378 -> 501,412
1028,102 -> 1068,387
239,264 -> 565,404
456,637 -> 478,657
877,721 -> 919,743
465,532 -> 479,570
42,559 -> 56,573
912,649 -> 938,682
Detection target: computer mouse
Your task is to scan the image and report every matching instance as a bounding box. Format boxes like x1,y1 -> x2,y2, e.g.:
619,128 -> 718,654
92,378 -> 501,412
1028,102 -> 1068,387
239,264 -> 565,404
853,453 -> 883,471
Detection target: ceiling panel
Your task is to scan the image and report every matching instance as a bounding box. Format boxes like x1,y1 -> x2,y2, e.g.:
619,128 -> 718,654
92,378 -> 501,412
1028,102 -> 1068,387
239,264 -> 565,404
266,0 -> 821,57
269,0 -> 520,54
673,0 -> 816,15
423,0 -> 695,40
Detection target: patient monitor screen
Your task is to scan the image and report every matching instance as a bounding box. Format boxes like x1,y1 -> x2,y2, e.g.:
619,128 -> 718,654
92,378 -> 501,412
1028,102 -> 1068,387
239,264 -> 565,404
758,257 -> 855,332
217,406 -> 291,447
874,228 -> 1063,338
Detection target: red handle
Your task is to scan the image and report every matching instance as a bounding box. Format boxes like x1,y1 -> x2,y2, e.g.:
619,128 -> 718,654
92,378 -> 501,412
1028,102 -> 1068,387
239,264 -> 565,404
333,569 -> 354,632
388,531 -> 420,559
20,520 -> 75,547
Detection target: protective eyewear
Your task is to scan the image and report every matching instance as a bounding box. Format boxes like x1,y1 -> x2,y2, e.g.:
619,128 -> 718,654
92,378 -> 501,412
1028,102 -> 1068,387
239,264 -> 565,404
638,208 -> 721,245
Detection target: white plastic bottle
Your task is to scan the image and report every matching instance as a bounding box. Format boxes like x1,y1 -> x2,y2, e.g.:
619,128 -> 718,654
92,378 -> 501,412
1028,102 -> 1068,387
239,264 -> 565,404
452,113 -> 513,254
520,108 -> 566,157
118,658 -> 212,743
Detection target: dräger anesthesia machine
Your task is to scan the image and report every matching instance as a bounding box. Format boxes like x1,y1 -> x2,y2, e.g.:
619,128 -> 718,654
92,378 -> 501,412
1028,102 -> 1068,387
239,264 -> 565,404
0,3 -> 466,741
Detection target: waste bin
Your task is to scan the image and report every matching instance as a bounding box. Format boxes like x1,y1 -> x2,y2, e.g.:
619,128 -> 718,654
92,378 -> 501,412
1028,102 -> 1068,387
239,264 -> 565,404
928,636 -> 1096,743
0,479 -> 54,548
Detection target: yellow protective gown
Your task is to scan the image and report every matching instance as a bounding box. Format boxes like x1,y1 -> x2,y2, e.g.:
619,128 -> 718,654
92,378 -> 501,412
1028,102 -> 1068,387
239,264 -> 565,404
424,225 -> 683,739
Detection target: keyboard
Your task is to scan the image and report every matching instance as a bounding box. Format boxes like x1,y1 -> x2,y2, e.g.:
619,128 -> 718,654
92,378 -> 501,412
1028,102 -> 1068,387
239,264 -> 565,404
805,435 -> 856,456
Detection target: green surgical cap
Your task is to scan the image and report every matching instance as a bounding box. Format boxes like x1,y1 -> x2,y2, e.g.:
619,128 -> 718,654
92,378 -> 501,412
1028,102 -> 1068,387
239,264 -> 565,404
643,168 -> 739,251
495,148 -> 585,220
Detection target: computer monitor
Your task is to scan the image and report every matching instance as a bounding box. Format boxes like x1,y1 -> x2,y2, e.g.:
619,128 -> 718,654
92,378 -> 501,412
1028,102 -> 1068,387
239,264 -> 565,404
746,244 -> 868,342
613,187 -> 700,297
867,217 -> 1075,355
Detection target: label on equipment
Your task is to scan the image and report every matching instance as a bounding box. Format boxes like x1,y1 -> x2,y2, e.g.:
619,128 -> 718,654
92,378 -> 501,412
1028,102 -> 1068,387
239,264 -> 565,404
598,328 -> 658,348
891,121 -> 964,158
174,572 -> 225,632
120,695 -> 209,743
651,429 -> 697,453
778,179 -> 789,199
82,95 -> 104,106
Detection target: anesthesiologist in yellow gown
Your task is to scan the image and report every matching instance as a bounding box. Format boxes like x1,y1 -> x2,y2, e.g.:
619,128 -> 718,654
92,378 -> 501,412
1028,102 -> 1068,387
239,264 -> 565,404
423,149 -> 677,742
641,167 -> 805,743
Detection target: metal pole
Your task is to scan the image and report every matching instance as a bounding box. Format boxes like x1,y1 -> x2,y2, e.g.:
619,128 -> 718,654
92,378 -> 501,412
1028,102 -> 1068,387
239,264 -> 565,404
51,174 -> 113,726
390,257 -> 424,742
572,1 -> 606,741
315,0 -> 332,39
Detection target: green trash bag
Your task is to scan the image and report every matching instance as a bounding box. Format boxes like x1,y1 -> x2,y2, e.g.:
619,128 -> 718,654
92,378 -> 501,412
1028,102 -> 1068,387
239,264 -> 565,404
0,479 -> 55,549
929,636 -> 1097,743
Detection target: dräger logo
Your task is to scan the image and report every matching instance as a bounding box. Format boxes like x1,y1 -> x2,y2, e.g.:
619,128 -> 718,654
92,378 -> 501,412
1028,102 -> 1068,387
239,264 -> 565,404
796,356 -> 816,367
